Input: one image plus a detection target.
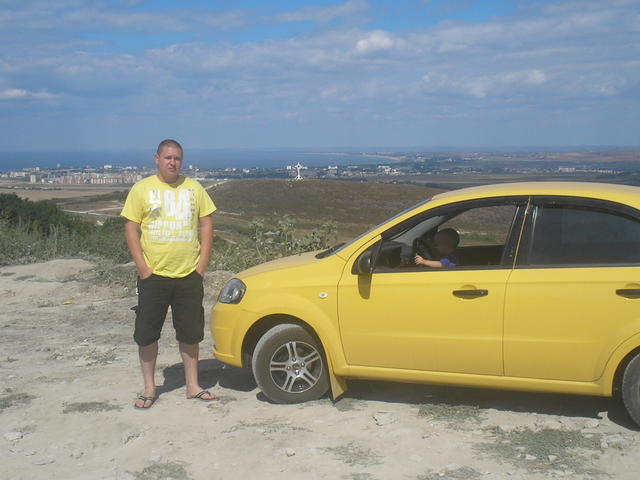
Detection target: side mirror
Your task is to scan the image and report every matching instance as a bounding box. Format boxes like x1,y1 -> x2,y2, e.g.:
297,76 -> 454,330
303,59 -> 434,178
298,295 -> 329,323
356,250 -> 374,275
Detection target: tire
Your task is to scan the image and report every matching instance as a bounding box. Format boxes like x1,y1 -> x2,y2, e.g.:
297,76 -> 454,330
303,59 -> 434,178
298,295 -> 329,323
622,353 -> 640,427
252,323 -> 329,404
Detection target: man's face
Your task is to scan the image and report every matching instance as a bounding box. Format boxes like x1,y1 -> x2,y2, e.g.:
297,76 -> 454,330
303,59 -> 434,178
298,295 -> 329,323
155,145 -> 183,184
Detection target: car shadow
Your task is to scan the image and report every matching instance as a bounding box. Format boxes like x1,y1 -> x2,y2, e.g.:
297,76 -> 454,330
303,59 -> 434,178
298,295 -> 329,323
157,361 -> 638,431
338,379 -> 640,431
157,359 -> 256,397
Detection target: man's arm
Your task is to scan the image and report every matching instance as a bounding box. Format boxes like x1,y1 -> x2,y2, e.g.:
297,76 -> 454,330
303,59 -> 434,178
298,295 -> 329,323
124,220 -> 153,279
196,214 -> 214,276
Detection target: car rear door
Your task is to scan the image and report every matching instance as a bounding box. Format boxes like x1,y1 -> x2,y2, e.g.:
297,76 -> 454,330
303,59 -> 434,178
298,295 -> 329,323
504,197 -> 640,382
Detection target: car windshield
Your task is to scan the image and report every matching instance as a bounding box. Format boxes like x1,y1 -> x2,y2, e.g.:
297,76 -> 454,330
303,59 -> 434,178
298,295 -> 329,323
317,197 -> 434,258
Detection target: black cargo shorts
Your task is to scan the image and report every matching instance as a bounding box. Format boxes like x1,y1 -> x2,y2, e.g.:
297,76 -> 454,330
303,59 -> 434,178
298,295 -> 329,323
133,271 -> 204,346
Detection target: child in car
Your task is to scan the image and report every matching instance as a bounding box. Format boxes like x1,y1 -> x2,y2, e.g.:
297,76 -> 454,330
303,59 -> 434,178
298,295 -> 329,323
414,228 -> 460,268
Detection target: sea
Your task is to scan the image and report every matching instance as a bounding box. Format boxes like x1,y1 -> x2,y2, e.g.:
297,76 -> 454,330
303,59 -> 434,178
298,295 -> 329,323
0,148 -> 398,172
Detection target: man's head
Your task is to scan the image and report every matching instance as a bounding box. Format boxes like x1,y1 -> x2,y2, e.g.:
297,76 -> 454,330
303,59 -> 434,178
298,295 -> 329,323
155,139 -> 183,184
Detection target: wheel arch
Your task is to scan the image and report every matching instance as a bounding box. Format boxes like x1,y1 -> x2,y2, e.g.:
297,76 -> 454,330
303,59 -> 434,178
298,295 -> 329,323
612,345 -> 640,397
241,313 -> 348,400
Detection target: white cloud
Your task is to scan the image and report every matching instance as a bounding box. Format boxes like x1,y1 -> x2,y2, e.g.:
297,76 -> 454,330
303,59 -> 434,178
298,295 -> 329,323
0,88 -> 27,99
276,0 -> 368,24
0,88 -> 57,100
0,0 -> 638,148
355,30 -> 396,54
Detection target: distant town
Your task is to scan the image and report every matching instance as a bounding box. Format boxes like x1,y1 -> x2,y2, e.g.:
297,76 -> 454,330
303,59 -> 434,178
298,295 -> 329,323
1,149 -> 639,188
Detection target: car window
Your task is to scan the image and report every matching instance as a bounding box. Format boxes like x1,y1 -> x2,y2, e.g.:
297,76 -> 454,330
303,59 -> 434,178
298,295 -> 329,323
371,201 -> 522,271
326,197 -> 434,258
441,205 -> 516,247
525,203 -> 640,266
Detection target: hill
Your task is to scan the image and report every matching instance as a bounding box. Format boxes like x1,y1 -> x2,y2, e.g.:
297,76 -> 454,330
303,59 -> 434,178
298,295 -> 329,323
209,178 -> 444,240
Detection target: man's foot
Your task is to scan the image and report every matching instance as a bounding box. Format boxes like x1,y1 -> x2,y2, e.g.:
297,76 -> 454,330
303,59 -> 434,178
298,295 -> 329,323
134,395 -> 156,409
187,390 -> 219,402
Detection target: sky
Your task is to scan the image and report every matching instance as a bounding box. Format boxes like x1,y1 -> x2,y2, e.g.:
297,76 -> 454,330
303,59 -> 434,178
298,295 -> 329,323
1,0 -> 639,151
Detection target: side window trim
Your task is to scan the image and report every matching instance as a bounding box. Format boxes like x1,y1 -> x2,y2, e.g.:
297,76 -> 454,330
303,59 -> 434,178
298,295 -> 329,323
357,196 -> 529,274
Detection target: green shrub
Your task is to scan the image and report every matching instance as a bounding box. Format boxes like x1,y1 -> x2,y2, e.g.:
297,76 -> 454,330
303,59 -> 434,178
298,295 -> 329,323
210,215 -> 337,271
1,194 -> 337,275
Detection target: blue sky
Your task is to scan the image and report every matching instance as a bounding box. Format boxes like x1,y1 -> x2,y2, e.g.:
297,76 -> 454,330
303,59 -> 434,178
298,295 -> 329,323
1,0 -> 639,151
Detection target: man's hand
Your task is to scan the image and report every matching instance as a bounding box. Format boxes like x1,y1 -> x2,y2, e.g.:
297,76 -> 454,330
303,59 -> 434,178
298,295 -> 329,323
196,214 -> 214,278
195,263 -> 207,277
138,265 -> 154,280
124,220 -> 154,280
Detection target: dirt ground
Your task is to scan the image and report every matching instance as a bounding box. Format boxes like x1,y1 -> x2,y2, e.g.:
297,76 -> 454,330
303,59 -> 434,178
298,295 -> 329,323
1,259 -> 639,480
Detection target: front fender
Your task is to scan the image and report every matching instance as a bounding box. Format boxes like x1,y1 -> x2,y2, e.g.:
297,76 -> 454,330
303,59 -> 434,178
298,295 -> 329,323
243,290 -> 349,375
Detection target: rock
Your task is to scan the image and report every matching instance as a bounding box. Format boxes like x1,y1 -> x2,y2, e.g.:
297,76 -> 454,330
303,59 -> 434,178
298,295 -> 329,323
540,420 -> 563,430
70,449 -> 84,459
285,448 -> 296,457
73,357 -> 91,367
149,455 -> 162,462
525,454 -> 537,461
548,455 -> 558,462
372,411 -> 396,426
584,419 -> 600,429
497,424 -> 515,433
121,432 -> 141,444
3,431 -> 23,441
602,434 -> 625,450
32,456 -> 55,465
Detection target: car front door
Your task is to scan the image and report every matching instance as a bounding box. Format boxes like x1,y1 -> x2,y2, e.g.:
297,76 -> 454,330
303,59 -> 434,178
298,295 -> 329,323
337,199 -> 526,376
504,197 -> 640,382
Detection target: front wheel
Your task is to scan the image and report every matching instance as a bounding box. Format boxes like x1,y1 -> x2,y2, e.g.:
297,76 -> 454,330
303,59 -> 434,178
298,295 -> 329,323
252,323 -> 329,404
622,353 -> 640,427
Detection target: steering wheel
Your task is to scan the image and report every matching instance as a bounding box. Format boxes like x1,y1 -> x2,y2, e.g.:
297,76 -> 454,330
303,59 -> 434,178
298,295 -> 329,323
413,235 -> 434,261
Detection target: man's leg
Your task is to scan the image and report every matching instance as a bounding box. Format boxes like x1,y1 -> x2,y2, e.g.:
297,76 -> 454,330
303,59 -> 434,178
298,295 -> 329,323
134,275 -> 169,408
173,273 -> 216,400
180,342 -> 216,399
136,341 -> 158,408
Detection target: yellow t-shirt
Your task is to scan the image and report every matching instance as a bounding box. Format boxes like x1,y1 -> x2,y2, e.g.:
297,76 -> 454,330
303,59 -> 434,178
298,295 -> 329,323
121,175 -> 216,278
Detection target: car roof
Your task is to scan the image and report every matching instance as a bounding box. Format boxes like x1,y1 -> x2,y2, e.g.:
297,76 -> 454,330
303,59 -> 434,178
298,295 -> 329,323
430,181 -> 640,209
332,181 -> 640,260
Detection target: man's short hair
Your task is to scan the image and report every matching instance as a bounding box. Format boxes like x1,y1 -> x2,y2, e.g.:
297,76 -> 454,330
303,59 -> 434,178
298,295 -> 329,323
156,139 -> 183,155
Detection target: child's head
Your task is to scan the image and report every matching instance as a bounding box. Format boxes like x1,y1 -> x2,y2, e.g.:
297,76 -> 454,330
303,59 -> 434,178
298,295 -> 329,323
434,228 -> 460,254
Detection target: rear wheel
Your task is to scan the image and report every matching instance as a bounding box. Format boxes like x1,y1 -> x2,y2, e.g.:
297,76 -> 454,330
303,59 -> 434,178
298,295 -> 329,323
622,353 -> 640,426
252,323 -> 329,404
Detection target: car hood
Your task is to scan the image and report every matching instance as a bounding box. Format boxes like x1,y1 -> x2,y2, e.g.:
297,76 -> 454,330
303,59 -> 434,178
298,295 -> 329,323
236,251 -> 329,279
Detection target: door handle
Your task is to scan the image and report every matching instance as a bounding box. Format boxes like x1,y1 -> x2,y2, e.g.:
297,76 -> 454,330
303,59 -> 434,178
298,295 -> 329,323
453,289 -> 488,298
616,289 -> 640,298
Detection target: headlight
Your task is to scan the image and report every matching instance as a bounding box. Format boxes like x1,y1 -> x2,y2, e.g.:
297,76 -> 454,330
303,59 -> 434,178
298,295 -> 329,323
218,278 -> 247,304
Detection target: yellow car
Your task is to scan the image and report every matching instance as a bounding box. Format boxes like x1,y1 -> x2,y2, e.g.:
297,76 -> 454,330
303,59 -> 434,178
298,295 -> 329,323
211,182 -> 640,425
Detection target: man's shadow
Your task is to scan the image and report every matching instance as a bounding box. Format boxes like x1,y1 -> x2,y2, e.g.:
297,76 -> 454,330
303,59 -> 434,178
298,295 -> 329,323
157,359 -> 256,396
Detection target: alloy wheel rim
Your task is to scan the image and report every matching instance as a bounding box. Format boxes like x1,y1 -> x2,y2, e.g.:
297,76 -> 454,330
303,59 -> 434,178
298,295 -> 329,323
269,340 -> 323,393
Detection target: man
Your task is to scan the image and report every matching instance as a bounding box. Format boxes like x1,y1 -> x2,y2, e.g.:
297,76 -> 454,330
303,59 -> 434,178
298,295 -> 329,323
121,139 -> 217,409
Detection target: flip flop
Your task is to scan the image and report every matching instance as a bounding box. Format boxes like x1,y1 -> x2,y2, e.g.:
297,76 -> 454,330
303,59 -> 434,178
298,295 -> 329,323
134,395 -> 156,409
188,390 -> 219,402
